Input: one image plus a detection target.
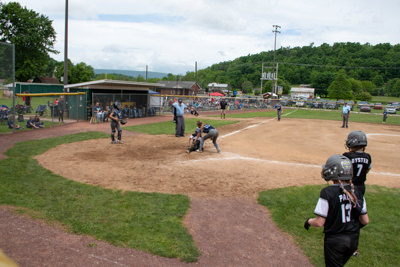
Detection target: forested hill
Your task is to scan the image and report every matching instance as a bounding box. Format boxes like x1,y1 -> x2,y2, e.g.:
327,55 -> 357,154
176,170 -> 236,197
193,42 -> 400,96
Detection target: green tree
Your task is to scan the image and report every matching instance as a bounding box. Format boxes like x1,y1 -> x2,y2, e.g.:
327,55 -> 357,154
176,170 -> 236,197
310,70 -> 335,97
0,2 -> 58,81
241,80 -> 253,94
55,60 -> 94,84
361,80 -> 376,95
327,70 -> 352,99
386,78 -> 400,97
356,91 -> 372,101
348,78 -> 363,95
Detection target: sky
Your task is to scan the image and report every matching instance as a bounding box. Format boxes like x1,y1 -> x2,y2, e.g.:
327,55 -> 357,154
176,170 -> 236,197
3,0 -> 400,75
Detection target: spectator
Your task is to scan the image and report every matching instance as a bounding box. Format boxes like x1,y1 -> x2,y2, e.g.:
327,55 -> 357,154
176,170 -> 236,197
7,115 -> 22,129
58,96 -> 64,122
27,116 -> 39,129
92,102 -> 103,123
34,114 -> 45,128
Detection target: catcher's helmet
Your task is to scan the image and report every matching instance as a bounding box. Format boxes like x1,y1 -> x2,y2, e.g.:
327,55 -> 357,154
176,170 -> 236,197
113,102 -> 121,109
346,131 -> 367,148
120,119 -> 127,125
321,154 -> 353,181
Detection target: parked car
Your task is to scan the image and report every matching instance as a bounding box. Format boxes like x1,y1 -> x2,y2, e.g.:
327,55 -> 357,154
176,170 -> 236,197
374,103 -> 383,110
295,101 -> 305,107
357,101 -> 368,109
326,101 -> 337,109
385,106 -> 397,114
360,105 -> 371,112
391,102 -> 400,110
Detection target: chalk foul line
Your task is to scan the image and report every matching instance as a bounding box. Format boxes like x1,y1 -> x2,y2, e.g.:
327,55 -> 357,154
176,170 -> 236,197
220,110 -> 298,139
182,153 -> 400,178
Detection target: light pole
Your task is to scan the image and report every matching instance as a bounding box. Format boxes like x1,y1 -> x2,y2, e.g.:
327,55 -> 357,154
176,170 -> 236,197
64,0 -> 68,87
272,25 -> 281,95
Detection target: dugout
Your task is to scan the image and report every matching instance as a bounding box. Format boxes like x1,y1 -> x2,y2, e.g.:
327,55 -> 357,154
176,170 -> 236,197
64,80 -> 165,120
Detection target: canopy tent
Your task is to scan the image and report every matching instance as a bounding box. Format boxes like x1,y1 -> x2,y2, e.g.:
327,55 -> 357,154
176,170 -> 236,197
209,92 -> 224,96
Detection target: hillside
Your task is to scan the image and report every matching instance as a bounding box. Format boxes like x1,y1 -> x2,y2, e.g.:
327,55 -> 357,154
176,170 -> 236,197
188,42 -> 400,96
94,69 -> 168,79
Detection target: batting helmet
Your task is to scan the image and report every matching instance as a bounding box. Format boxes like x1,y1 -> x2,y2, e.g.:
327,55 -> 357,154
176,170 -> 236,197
120,119 -> 127,125
346,131 -> 367,148
321,154 -> 353,181
113,102 -> 121,109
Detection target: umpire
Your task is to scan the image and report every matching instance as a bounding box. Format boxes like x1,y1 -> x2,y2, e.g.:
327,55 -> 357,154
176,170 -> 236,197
304,154 -> 369,267
172,99 -> 187,137
341,102 -> 351,128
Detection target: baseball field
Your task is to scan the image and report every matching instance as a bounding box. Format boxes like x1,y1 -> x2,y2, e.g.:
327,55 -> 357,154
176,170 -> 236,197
1,109 -> 399,266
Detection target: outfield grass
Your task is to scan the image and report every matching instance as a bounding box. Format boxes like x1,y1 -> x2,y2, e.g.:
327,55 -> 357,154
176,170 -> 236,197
124,118 -> 238,135
258,185 -> 400,267
0,132 -> 199,262
370,96 -> 400,104
226,108 -> 400,125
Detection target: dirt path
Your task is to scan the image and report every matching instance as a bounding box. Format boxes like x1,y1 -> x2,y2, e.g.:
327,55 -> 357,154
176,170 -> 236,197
2,111 -> 399,266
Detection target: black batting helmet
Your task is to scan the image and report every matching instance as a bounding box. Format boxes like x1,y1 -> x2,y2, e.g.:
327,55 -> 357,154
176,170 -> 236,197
321,155 -> 353,181
346,131 -> 367,148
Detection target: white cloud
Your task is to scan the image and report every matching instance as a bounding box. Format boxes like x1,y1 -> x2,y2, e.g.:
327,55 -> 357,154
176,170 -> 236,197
3,0 -> 400,74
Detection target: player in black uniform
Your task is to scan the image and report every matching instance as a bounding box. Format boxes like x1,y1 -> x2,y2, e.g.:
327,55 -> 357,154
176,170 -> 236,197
304,154 -> 369,267
343,131 -> 371,195
219,98 -> 228,119
109,102 -> 123,144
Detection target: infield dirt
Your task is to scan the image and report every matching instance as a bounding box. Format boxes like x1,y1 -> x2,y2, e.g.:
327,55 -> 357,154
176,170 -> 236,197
36,116 -> 400,197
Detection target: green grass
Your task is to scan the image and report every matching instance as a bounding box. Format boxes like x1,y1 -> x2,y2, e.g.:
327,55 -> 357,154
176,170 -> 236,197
370,96 -> 400,104
124,118 -> 238,135
258,185 -> 400,267
221,111 -> 277,118
225,108 -> 400,125
0,132 -> 199,262
0,119 -> 64,133
0,96 -> 54,108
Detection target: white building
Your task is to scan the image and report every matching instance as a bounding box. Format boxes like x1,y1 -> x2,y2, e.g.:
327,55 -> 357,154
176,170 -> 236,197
290,87 -> 315,99
207,82 -> 229,93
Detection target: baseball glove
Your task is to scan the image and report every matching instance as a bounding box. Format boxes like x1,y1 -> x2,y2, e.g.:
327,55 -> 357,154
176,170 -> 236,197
120,119 -> 127,125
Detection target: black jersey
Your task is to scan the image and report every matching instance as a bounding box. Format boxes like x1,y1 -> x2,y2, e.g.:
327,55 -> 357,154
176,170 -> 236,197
343,151 -> 371,186
314,184 -> 367,234
220,101 -> 227,110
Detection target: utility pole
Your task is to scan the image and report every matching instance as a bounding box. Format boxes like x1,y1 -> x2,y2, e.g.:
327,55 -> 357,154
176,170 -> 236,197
64,0 -> 69,87
272,25 -> 281,95
63,0 -> 69,117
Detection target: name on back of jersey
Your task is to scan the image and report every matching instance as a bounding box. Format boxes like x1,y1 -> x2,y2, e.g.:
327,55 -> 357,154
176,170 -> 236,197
338,193 -> 352,203
350,157 -> 369,164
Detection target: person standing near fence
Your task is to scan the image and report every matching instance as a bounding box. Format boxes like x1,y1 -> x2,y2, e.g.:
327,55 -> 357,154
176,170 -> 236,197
57,96 -> 64,122
172,98 -> 187,137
